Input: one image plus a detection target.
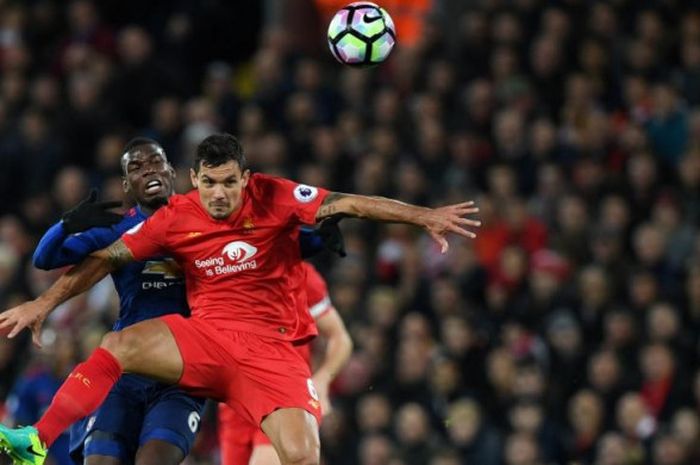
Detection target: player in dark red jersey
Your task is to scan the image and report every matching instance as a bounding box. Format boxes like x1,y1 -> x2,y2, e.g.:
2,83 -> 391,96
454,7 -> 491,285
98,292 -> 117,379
218,261 -> 352,465
0,133 -> 479,465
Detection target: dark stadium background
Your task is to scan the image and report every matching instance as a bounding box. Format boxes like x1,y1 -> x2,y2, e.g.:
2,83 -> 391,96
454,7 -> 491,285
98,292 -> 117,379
3,0 -> 700,464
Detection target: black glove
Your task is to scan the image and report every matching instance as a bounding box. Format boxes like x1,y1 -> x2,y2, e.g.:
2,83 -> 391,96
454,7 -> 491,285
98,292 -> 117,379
318,216 -> 347,258
61,189 -> 123,234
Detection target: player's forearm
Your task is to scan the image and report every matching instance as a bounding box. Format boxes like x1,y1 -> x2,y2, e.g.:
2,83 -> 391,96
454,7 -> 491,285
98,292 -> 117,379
314,325 -> 353,383
35,255 -> 113,309
36,240 -> 132,310
316,193 -> 431,226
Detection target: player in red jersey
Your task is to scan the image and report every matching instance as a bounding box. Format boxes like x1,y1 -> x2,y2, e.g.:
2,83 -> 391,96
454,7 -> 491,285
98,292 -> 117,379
0,133 -> 479,465
218,261 -> 352,465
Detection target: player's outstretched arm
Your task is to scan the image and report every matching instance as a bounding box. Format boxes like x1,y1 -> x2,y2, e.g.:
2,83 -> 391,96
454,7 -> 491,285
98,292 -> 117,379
315,193 -> 481,253
0,240 -> 134,347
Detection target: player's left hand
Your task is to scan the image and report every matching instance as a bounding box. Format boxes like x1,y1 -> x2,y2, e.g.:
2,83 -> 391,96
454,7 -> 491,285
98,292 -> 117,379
0,299 -> 48,348
312,374 -> 332,416
62,188 -> 123,234
418,201 -> 480,253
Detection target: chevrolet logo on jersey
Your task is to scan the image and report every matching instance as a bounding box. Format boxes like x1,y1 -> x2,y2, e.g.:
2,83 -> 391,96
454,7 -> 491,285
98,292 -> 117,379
142,259 -> 182,280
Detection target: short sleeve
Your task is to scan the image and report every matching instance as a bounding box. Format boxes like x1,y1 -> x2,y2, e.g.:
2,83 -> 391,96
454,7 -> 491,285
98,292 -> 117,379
120,205 -> 174,260
258,174 -> 329,225
303,263 -> 333,319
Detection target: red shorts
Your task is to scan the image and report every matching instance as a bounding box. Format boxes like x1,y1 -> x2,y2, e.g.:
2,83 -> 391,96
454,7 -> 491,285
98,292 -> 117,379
160,314 -> 322,427
218,403 -> 271,465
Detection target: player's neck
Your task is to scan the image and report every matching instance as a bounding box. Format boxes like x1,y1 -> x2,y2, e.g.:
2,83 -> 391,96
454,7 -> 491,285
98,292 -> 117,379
137,196 -> 171,217
137,203 -> 158,217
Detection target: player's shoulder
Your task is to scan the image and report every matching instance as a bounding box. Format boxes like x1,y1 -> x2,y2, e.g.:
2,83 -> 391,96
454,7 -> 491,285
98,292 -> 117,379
302,262 -> 326,288
119,207 -> 144,225
248,173 -> 321,205
302,262 -> 330,298
110,207 -> 148,235
246,173 -> 283,202
247,172 -> 279,192
119,196 -> 197,237
300,261 -> 317,276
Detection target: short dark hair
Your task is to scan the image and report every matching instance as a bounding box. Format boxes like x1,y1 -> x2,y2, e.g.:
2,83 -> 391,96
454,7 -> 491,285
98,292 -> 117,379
121,137 -> 165,174
194,133 -> 247,172
124,137 -> 160,153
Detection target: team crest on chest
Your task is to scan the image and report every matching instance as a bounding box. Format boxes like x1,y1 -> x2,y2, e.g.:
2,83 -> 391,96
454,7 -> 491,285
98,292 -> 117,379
222,241 -> 257,263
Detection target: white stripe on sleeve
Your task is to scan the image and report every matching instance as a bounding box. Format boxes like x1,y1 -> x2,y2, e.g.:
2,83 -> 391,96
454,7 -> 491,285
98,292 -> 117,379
309,295 -> 332,319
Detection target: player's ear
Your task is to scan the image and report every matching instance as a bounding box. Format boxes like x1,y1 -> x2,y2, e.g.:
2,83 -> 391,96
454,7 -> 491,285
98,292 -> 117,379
190,168 -> 198,188
241,169 -> 251,188
122,177 -> 129,193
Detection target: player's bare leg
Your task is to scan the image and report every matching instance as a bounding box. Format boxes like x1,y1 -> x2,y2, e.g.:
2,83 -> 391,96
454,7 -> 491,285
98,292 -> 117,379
261,408 -> 319,465
85,455 -> 120,465
135,440 -> 184,465
100,319 -> 183,382
249,444 -> 281,465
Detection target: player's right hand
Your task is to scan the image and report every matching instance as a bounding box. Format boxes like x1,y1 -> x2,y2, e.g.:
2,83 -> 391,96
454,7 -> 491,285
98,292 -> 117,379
0,299 -> 48,348
418,201 -> 480,253
62,188 -> 123,234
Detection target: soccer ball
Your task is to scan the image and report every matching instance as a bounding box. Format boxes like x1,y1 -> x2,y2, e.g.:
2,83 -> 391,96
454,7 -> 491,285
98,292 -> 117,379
327,2 -> 396,67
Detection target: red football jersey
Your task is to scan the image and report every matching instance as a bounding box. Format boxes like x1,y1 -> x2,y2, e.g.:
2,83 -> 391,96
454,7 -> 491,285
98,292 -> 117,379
121,173 -> 329,342
297,262 -> 334,362
303,262 -> 333,321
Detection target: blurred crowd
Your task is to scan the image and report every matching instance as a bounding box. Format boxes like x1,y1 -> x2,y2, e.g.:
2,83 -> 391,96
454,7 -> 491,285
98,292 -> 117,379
2,0 -> 700,464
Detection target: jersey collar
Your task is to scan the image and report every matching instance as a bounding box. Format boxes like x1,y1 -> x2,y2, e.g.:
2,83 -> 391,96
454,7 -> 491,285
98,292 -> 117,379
135,204 -> 150,219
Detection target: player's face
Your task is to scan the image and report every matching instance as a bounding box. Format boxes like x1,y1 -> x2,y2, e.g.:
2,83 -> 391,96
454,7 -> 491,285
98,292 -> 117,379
123,145 -> 175,210
190,160 -> 250,219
